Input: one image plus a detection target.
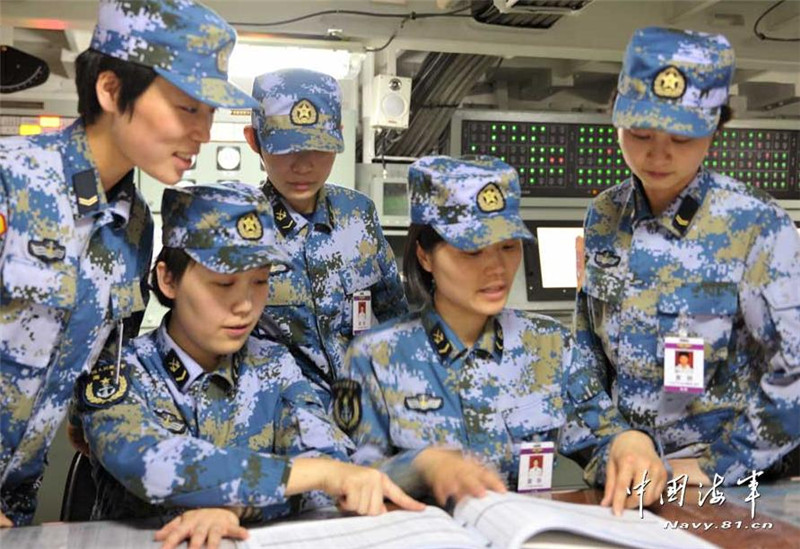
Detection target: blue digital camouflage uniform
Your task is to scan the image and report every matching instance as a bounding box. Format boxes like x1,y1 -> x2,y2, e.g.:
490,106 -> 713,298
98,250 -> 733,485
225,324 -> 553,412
340,156 -> 630,489
572,27 -> 800,485
251,69 -> 408,407
0,0 -> 255,525
77,183 -> 350,521
0,121 -> 153,526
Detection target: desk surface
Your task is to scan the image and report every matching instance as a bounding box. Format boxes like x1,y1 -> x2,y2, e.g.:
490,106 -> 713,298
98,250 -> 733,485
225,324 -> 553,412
3,483 -> 799,549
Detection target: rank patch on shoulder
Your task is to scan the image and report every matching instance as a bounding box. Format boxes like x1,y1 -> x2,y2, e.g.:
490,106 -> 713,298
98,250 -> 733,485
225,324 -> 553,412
272,202 -> 296,236
404,393 -> 443,413
73,169 -> 99,215
332,379 -> 362,434
494,319 -> 504,353
672,195 -> 699,235
653,66 -> 686,99
594,250 -> 621,268
165,350 -> 190,391
290,98 -> 318,126
429,324 -> 453,357
0,213 -> 6,236
28,239 -> 66,263
81,363 -> 128,409
236,211 -> 263,240
476,182 -> 506,213
154,408 -> 187,434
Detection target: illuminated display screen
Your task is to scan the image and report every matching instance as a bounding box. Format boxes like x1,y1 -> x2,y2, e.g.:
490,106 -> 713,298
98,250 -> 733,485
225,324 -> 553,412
522,220 -> 584,302
460,120 -> 800,200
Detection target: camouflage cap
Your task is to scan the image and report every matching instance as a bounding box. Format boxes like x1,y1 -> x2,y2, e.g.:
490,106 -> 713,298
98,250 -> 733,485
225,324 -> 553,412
90,0 -> 257,109
251,68 -> 344,155
161,181 -> 288,273
613,26 -> 734,138
409,155 -> 533,252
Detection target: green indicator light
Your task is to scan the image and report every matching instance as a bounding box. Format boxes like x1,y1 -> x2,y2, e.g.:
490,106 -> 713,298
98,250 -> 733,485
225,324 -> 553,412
589,127 -> 594,134
579,148 -> 585,154
578,179 -> 584,185
531,136 -> 537,142
588,178 -> 594,184
540,157 -> 545,163
540,126 -> 546,132
501,156 -> 506,162
616,159 -> 622,165
501,124 -> 506,131
749,132 -> 754,138
606,169 -> 611,175
616,169 -> 622,175
470,145 -> 477,152
511,136 -> 517,142
530,157 -> 535,163
549,168 -> 554,174
492,124 -> 497,130
539,168 -> 545,174
578,168 -> 584,174
559,168 -> 565,175
588,138 -> 594,144
580,127 -> 585,133
748,142 -> 753,148
758,132 -> 763,138
520,168 -> 526,173
529,177 -> 535,184
550,147 -> 556,153
757,162 -> 762,168
530,147 -> 536,152
491,135 -> 497,141
521,135 -> 526,142
580,137 -> 585,143
739,152 -> 744,158
512,125 -> 517,131
722,152 -> 728,158
560,147 -> 565,154
491,145 -> 496,152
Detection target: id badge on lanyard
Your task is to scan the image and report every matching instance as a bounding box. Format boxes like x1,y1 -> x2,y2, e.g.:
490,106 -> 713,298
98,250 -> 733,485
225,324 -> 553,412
352,290 -> 372,335
663,315 -> 705,394
517,441 -> 554,492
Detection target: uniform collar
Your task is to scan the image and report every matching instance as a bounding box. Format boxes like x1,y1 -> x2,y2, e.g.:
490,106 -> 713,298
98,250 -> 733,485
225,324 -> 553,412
156,320 -> 237,394
63,119 -> 134,225
263,180 -> 334,237
420,305 -> 504,366
629,170 -> 709,238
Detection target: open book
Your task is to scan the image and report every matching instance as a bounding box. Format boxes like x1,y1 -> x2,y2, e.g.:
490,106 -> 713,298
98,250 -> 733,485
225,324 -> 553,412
239,491 -> 718,549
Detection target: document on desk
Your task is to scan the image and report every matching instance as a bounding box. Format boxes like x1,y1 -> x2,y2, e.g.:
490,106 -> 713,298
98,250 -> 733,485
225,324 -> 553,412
240,492 -> 719,549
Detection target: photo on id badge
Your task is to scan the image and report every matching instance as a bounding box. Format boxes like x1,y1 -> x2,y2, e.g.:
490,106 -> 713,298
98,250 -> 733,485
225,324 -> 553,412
663,336 -> 705,394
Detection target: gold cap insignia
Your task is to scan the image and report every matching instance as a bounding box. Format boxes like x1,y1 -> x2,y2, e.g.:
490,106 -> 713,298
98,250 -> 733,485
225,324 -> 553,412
236,212 -> 263,240
476,182 -> 506,213
290,98 -> 318,126
653,66 -> 686,99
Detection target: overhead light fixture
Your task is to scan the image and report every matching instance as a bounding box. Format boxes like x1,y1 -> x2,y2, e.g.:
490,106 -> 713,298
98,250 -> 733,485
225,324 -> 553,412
228,44 -> 355,80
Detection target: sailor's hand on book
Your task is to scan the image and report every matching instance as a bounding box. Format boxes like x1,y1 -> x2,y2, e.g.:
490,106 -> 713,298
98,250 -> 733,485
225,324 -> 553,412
415,448 -> 507,506
0,511 -> 12,528
325,462 -> 426,516
154,507 -> 248,549
601,430 -> 667,516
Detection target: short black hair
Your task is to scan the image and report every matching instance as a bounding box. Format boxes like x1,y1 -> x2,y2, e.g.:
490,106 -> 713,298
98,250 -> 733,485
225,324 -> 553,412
403,224 -> 444,305
608,88 -> 733,132
75,49 -> 157,125
150,247 -> 194,308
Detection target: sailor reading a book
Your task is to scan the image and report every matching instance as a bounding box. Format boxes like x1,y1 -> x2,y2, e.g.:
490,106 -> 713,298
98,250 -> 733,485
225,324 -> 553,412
337,156 -> 636,501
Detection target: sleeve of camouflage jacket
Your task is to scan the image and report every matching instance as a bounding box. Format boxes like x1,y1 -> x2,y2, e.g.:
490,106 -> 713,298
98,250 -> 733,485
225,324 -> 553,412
560,321 -> 633,485
367,200 -> 409,322
344,343 -> 425,495
80,357 -> 293,509
698,213 -> 800,482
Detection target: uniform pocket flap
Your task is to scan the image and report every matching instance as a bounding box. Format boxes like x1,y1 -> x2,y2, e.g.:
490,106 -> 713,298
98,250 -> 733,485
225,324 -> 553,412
763,277 -> 800,311
583,264 -> 623,305
340,261 -> 383,294
1,254 -> 76,308
658,282 -> 738,315
501,396 -> 564,438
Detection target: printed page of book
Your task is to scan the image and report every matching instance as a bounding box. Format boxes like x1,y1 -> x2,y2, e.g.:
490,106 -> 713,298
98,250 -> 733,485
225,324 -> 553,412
238,506 -> 488,549
453,492 -> 719,549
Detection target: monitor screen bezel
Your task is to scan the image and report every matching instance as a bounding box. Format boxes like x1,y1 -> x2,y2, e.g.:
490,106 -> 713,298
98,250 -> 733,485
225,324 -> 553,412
523,219 -> 585,303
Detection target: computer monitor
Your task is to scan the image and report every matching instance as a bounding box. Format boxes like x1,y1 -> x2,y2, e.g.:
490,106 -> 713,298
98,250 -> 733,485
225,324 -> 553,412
523,220 -> 584,302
